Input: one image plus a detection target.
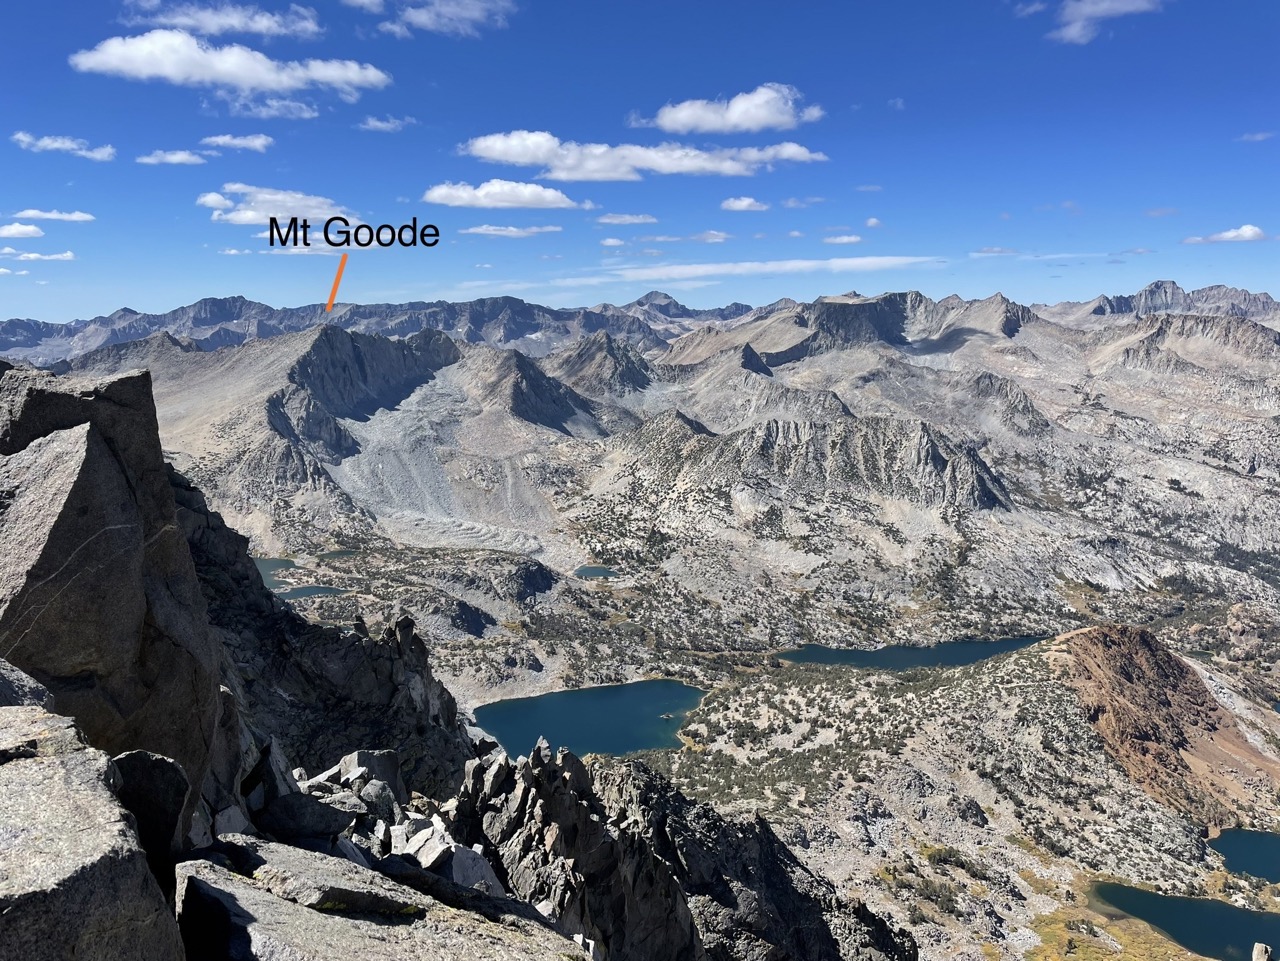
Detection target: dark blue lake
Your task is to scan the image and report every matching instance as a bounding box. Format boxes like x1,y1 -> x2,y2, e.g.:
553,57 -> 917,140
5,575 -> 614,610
473,679 -> 704,758
1210,829 -> 1280,883
777,636 -> 1041,669
252,557 -> 347,600
1091,882 -> 1280,961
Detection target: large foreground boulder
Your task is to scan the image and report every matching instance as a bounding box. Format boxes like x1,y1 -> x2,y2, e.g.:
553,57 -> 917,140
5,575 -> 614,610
0,368 -> 223,841
175,837 -> 584,961
0,703 -> 184,961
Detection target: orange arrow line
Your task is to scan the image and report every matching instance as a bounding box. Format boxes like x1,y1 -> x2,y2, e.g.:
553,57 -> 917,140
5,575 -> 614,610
325,253 -> 348,312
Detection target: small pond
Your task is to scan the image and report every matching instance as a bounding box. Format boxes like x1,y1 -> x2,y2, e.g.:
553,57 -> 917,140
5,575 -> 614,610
574,565 -> 620,579
473,679 -> 704,758
777,635 -> 1042,670
251,557 -> 348,601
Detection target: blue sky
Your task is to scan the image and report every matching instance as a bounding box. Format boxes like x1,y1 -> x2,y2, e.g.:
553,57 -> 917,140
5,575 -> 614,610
2,0 -> 1277,321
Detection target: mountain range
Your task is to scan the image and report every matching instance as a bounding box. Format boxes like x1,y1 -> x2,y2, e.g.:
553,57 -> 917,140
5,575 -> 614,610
4,280 -> 1279,368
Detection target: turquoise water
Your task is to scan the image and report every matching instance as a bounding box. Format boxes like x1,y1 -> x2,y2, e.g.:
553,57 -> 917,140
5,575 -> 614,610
251,557 -> 347,600
777,635 -> 1041,669
1210,829 -> 1280,883
473,679 -> 704,757
252,556 -> 296,590
1091,882 -> 1280,961
574,565 -> 619,579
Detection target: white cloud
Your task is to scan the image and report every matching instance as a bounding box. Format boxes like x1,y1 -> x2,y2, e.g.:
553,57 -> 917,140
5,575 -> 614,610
1237,132 -> 1275,143
128,4 -> 323,39
557,255 -> 938,286
458,224 -> 562,238
382,0 -> 515,37
639,235 -> 682,243
137,149 -> 207,164
218,248 -> 254,254
1015,1 -> 1049,14
0,223 -> 44,238
16,251 -> 75,261
1183,224 -> 1267,245
196,191 -> 234,209
200,133 -> 273,151
970,246 -> 1019,257
11,131 -> 115,161
462,129 -> 827,181
692,230 -> 730,244
721,196 -> 769,212
423,178 -> 581,208
358,115 -> 416,132
787,230 -> 804,238
824,234 -> 863,245
597,213 -> 656,225
69,29 -> 391,102
12,209 -> 95,221
342,0 -> 383,10
229,97 -> 319,119
865,217 -> 882,228
600,237 -> 625,247
1049,0 -> 1162,44
199,182 -> 354,224
636,83 -> 824,134
782,196 -> 823,209
887,97 -> 906,111
856,184 -> 882,192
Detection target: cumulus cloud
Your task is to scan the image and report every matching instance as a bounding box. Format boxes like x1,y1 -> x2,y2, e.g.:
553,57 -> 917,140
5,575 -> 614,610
127,4 -> 323,39
721,196 -> 769,212
198,182 -> 354,224
200,133 -> 273,151
1182,224 -> 1267,244
692,230 -> 730,243
787,230 -> 804,238
865,217 -> 882,228
12,209 -> 95,221
69,29 -> 391,102
824,234 -> 863,245
0,223 -> 44,238
458,224 -> 562,238
230,97 -> 319,119
1049,0 -> 1162,44
600,237 -> 625,247
635,83 -> 824,134
887,97 -> 905,111
11,131 -> 115,161
381,0 -> 515,37
423,178 -> 581,208
137,149 -> 207,164
782,197 -> 824,209
597,213 -> 656,225
358,115 -> 416,132
463,130 -> 826,182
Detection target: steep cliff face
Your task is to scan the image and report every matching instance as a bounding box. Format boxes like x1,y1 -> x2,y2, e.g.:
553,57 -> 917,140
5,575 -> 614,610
0,367 -> 223,843
451,741 -> 917,961
1051,625 -> 1280,827
169,467 -> 477,803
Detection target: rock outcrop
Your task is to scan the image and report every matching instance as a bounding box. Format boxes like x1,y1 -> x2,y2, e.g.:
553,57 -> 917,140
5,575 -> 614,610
0,367 -> 223,842
0,697 -> 185,961
451,741 -> 917,961
1051,625 -> 1280,827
